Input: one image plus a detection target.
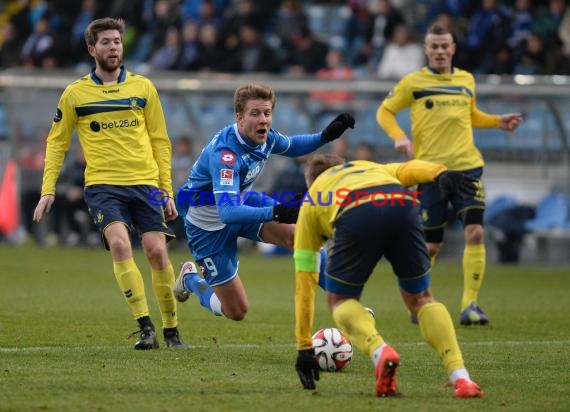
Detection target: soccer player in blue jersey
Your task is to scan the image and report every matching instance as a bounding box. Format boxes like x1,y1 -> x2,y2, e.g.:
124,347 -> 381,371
33,17 -> 187,350
173,83 -> 354,321
377,24 -> 523,325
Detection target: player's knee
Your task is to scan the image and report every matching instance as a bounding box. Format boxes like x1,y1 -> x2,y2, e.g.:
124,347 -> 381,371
107,236 -> 131,256
220,296 -> 249,321
224,304 -> 249,321
464,224 -> 484,244
143,242 -> 168,266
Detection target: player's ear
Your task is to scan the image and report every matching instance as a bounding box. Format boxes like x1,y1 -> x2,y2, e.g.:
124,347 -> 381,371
87,45 -> 96,57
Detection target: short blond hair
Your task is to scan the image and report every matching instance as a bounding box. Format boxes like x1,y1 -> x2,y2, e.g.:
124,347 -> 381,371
234,84 -> 276,115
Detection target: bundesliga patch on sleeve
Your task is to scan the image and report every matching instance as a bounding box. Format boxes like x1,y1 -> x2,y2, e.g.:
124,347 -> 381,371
220,169 -> 234,186
221,150 -> 236,166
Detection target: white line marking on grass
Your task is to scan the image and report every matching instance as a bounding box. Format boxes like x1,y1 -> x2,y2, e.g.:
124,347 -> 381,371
1,340 -> 570,353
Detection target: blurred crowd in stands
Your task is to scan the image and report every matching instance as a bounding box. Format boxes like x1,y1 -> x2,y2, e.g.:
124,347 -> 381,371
1,0 -> 570,78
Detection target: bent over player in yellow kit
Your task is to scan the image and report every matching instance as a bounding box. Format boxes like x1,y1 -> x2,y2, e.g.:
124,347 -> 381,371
377,24 -> 522,325
293,153 -> 484,398
33,18 -> 186,349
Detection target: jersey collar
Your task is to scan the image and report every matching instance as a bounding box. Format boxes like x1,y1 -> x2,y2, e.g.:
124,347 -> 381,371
426,65 -> 455,75
233,123 -> 267,151
90,65 -> 127,85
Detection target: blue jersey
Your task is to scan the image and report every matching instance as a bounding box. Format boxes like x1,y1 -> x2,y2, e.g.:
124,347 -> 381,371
177,123 -> 323,231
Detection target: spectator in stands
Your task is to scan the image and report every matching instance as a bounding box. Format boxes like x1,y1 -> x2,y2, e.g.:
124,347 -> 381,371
149,26 -> 182,71
177,20 -> 200,71
513,33 -> 548,75
220,0 -> 265,49
8,0 -> 33,47
284,25 -> 329,75
69,0 -> 99,63
344,0 -> 372,67
353,0 -> 405,70
310,49 -> 355,104
0,22 -> 22,68
377,23 -> 523,326
532,0 -> 566,51
225,24 -> 281,73
194,0 -> 223,30
507,0 -> 533,54
195,22 -> 226,72
181,0 -> 228,22
275,0 -> 309,51
462,0 -> 511,73
377,24 -> 424,79
129,0 -> 180,63
20,16 -> 62,68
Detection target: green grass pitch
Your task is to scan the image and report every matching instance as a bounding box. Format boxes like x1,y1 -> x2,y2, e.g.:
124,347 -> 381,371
1,243 -> 569,411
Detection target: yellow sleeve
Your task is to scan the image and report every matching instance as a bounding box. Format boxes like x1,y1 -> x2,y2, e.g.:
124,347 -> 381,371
384,160 -> 447,187
41,86 -> 77,196
145,82 -> 173,197
294,267 -> 319,350
471,107 -> 500,128
376,105 -> 406,141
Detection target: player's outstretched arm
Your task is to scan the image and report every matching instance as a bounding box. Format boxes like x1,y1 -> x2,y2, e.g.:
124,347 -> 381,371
33,195 -> 55,222
321,113 -> 355,142
295,349 -> 320,390
499,113 -> 523,132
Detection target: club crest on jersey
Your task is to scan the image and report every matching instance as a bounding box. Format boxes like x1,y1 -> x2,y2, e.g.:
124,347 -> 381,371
221,150 -> 236,166
220,169 -> 234,185
129,97 -> 142,110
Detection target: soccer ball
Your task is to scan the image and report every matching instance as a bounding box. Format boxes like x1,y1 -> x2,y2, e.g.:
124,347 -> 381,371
312,327 -> 353,372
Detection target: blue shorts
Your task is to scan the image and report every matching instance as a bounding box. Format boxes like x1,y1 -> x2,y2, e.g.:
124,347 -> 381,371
84,184 -> 175,249
418,167 -> 485,231
184,218 -> 263,287
324,185 -> 430,297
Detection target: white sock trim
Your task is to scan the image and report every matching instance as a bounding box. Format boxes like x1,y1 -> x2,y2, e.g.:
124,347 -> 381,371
210,293 -> 223,316
371,343 -> 387,366
450,368 -> 470,384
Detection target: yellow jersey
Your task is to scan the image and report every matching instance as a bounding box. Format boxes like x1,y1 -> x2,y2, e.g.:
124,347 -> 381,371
379,67 -> 499,171
41,67 -> 173,197
293,159 -> 446,349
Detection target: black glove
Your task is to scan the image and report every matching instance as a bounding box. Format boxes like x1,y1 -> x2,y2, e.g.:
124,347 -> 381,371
295,349 -> 320,390
321,113 -> 355,142
273,203 -> 300,224
437,171 -> 478,199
